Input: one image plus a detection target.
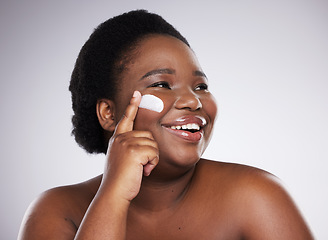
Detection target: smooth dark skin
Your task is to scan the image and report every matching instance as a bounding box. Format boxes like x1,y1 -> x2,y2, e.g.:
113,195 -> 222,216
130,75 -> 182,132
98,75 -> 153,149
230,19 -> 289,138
18,35 -> 314,239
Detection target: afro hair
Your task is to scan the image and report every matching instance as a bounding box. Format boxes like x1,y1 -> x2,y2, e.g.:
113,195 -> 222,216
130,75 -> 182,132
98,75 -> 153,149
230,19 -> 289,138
69,10 -> 189,154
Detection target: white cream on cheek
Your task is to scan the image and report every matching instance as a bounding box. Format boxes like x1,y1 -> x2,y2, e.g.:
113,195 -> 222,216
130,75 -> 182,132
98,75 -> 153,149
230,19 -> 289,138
139,94 -> 164,113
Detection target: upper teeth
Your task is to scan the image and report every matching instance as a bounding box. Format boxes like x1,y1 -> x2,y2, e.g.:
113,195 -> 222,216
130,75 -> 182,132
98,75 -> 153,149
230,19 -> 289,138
170,123 -> 200,131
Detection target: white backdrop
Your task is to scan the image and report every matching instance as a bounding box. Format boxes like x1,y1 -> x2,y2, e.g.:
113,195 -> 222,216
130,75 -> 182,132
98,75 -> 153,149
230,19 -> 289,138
1,0 -> 327,239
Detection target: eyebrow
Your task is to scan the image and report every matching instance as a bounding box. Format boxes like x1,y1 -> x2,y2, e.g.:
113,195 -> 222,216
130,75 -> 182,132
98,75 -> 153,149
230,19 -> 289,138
139,68 -> 175,81
139,68 -> 207,81
193,70 -> 207,79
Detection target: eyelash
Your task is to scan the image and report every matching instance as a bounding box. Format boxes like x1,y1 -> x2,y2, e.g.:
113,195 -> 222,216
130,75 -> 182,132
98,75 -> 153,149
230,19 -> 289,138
194,83 -> 208,91
148,81 -> 171,89
148,82 -> 208,91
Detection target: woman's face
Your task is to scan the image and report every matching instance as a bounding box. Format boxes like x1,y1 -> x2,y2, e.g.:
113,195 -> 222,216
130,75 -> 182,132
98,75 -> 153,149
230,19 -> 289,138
114,35 -> 217,169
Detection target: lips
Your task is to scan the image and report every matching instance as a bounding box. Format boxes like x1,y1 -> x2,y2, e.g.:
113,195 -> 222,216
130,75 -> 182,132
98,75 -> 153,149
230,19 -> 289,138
162,115 -> 207,142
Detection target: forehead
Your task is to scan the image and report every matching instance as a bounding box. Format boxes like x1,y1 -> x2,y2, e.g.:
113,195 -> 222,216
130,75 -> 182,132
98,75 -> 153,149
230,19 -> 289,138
129,34 -> 201,72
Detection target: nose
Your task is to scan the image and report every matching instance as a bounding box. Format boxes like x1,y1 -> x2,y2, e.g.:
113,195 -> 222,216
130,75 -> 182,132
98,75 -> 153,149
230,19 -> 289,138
174,89 -> 202,111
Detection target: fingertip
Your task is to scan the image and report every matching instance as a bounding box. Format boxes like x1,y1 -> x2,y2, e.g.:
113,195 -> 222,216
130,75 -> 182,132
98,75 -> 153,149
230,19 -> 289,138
143,164 -> 155,177
144,155 -> 159,176
133,90 -> 141,98
132,91 -> 142,104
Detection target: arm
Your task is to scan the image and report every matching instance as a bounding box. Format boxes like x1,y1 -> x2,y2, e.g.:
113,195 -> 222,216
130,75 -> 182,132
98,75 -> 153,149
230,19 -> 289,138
74,187 -> 130,239
18,91 -> 159,240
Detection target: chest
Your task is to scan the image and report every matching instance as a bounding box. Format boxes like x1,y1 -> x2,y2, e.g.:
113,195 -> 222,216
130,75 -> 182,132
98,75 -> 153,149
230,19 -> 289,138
126,204 -> 242,240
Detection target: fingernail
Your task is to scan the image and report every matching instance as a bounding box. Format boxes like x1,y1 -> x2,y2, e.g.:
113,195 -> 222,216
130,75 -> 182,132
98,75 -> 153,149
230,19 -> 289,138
133,91 -> 138,98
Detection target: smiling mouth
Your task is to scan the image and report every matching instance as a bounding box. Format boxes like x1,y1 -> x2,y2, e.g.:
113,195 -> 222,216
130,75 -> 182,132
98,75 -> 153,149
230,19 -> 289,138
163,124 -> 204,142
161,116 -> 206,142
168,123 -> 201,133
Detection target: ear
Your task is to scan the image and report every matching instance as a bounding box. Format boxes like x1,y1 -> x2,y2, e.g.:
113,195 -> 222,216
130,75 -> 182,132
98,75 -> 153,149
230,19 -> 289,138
96,99 -> 116,132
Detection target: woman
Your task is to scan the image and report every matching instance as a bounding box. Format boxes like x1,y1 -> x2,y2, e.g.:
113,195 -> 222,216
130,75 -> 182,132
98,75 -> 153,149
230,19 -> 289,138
18,10 -> 313,239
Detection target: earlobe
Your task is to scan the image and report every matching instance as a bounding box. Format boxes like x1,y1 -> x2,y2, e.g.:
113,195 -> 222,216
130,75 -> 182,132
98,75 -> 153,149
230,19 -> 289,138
96,99 -> 116,132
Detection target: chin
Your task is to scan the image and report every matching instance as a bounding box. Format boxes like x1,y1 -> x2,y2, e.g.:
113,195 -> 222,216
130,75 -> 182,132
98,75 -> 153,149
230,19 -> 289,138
159,146 -> 204,169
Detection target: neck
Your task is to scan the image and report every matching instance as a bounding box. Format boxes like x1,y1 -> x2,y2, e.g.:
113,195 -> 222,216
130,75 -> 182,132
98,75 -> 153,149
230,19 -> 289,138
130,164 -> 195,212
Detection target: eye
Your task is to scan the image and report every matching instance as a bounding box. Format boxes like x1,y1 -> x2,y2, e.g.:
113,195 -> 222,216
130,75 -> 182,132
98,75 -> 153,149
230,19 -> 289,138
148,81 -> 171,89
194,83 -> 208,91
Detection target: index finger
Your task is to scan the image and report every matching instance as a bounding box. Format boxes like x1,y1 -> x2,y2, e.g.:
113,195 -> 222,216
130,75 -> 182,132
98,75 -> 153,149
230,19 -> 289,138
114,90 -> 141,135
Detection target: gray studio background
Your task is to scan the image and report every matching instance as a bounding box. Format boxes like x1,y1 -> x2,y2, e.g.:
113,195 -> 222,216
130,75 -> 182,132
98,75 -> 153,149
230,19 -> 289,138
1,0 -> 327,239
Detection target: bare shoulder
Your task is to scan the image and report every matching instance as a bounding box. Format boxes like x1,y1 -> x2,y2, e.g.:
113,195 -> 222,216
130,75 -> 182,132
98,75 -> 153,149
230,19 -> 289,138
197,159 -> 284,194
18,175 -> 102,240
196,159 -> 291,210
196,158 -> 273,179
194,159 -> 314,239
193,159 -> 283,209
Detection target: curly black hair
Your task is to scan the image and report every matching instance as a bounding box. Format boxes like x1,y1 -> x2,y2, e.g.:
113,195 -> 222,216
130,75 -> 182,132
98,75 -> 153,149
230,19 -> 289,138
69,10 -> 189,154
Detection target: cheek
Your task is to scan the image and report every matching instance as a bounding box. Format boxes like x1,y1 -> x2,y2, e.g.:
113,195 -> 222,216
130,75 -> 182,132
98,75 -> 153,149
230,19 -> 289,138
134,109 -> 160,130
133,93 -> 173,131
203,94 -> 218,122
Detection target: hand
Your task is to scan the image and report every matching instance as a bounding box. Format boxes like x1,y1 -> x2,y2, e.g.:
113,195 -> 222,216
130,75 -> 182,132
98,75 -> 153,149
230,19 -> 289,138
102,91 -> 159,201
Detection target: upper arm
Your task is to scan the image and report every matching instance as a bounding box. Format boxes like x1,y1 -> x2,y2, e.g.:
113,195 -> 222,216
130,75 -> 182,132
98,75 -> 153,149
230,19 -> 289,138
237,171 -> 314,240
18,188 -> 78,240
